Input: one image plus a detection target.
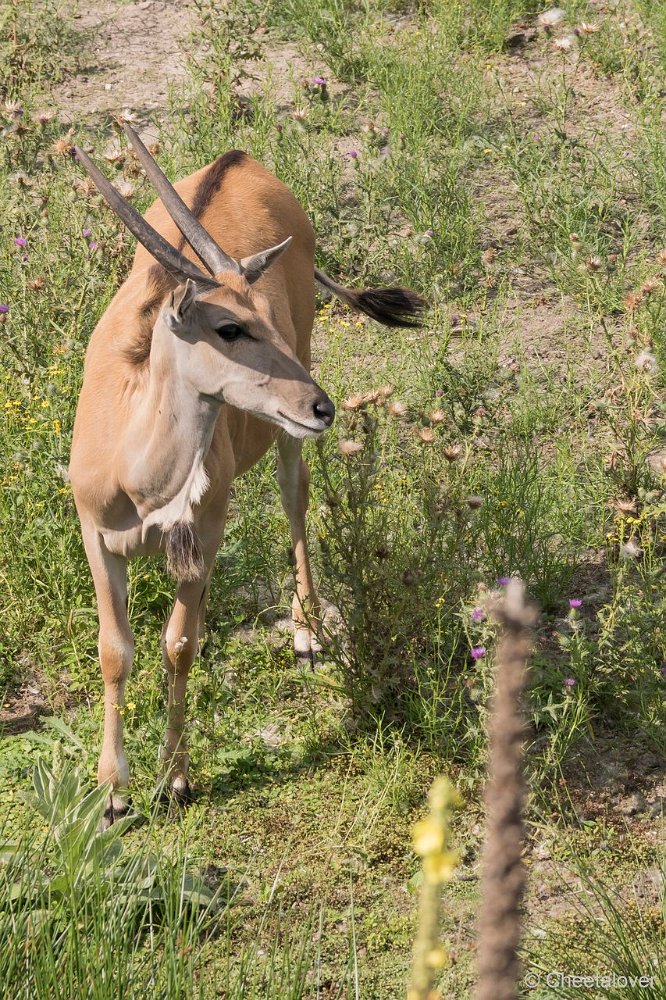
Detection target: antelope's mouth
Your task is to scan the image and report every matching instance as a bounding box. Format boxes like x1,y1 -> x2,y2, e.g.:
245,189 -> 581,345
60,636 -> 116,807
276,410 -> 331,438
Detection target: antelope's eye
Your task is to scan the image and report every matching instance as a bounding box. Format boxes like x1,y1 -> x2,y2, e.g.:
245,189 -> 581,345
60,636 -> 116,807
215,323 -> 245,342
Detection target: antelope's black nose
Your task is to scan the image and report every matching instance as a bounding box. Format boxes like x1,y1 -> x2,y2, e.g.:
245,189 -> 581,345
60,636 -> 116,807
313,395 -> 336,427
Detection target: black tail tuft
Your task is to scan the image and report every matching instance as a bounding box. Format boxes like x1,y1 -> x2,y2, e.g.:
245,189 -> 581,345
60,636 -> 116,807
314,268 -> 426,328
351,286 -> 426,328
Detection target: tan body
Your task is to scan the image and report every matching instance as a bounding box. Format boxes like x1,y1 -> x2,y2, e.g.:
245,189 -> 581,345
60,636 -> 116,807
69,129 -> 423,822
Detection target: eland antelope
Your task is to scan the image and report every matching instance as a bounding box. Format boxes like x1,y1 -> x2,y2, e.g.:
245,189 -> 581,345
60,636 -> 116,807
69,124 -> 424,823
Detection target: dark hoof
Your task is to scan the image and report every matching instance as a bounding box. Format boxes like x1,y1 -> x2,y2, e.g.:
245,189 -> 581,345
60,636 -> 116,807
157,779 -> 193,815
101,798 -> 132,830
171,779 -> 193,806
295,648 -> 316,672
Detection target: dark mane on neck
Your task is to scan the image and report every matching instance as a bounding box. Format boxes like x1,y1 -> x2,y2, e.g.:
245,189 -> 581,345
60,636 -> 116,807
123,262 -> 175,367
175,150 -> 246,252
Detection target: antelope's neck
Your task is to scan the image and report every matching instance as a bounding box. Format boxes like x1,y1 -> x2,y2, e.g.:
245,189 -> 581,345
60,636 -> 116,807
121,336 -> 221,534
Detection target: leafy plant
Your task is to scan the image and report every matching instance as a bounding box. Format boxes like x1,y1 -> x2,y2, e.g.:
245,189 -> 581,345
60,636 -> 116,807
0,761 -> 217,997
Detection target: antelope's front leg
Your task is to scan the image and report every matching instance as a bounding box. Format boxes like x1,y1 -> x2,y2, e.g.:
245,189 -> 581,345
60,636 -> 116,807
160,574 -> 210,802
81,524 -> 134,827
277,435 -> 322,660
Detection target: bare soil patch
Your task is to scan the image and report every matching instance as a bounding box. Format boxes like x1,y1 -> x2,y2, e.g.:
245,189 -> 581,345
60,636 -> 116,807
48,0 -> 200,130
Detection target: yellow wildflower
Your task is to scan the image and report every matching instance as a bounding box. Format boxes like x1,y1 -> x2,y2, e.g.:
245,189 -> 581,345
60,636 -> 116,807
412,819 -> 444,856
426,946 -> 449,969
424,850 -> 460,883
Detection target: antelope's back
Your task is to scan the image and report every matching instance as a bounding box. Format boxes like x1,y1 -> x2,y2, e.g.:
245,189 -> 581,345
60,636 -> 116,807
132,151 -> 316,349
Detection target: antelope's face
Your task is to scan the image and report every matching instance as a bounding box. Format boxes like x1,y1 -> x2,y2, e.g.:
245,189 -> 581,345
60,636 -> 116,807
74,128 -> 336,438
161,274 -> 335,439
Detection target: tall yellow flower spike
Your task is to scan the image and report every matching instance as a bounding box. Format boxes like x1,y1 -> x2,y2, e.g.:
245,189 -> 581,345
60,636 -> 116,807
407,776 -> 462,1000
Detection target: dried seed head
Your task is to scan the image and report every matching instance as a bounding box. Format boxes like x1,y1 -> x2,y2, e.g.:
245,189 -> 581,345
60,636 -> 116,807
623,291 -> 644,311
574,22 -> 599,36
640,278 -> 660,296
620,538 -> 642,559
658,249 -> 666,265
35,110 -> 54,125
292,109 -> 308,121
466,495 -> 484,509
388,400 -> 408,418
148,142 -> 160,155
112,178 -> 134,198
9,171 -> 31,187
3,100 -> 23,118
418,427 -> 436,443
361,388 -> 382,405
443,444 -> 462,462
338,439 -> 364,456
341,393 -> 366,411
553,35 -> 575,52
609,498 -> 637,515
635,351 -> 658,374
537,8 -> 565,28
74,177 -> 98,198
482,247 -> 498,265
50,137 -> 75,156
586,256 -> 602,272
428,409 -> 446,424
569,232 -> 580,243
378,384 -> 395,399
101,144 -> 124,164
27,277 -> 45,291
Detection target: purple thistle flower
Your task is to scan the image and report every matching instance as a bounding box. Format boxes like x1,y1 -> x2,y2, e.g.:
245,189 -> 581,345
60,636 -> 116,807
497,576 -> 510,585
347,149 -> 359,159
0,304 -> 9,314
471,607 -> 485,622
14,237 -> 27,247
568,598 -> 582,609
82,227 -> 92,238
311,77 -> 327,86
563,677 -> 576,688
88,241 -> 99,251
471,646 -> 486,660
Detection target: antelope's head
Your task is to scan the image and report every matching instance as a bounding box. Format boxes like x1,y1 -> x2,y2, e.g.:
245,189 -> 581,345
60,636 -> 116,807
75,128 -> 335,439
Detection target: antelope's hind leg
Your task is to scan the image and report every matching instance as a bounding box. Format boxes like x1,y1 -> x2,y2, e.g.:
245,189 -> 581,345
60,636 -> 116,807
277,435 -> 323,661
81,524 -> 134,827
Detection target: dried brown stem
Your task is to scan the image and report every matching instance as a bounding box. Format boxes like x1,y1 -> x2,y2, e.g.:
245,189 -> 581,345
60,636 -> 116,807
475,579 -> 538,1000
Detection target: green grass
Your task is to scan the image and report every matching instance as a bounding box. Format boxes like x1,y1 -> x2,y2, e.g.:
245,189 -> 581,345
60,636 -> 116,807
1,0 -> 665,995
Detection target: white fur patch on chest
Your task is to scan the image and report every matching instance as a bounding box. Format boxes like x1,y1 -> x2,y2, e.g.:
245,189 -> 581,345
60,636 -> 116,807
188,461 -> 210,507
141,454 -> 210,541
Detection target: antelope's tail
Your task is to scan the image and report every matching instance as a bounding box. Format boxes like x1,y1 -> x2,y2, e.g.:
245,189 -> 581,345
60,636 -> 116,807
314,268 -> 426,328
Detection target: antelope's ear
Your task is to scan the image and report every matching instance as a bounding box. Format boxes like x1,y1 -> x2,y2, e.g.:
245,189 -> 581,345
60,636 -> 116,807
164,279 -> 199,331
240,236 -> 292,285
